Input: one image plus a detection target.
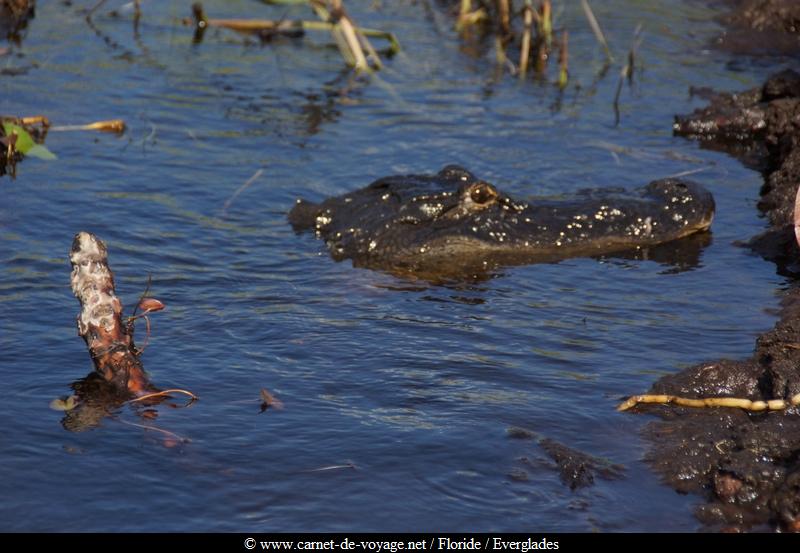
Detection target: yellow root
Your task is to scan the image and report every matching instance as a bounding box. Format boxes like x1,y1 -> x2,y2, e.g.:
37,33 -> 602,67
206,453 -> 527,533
617,393 -> 800,412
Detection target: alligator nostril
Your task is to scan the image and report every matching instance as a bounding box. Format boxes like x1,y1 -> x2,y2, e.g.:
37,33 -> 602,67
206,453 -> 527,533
469,182 -> 498,205
438,165 -> 475,181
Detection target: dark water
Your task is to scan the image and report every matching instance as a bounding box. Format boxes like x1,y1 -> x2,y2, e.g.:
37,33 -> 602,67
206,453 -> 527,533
0,1 -> 790,531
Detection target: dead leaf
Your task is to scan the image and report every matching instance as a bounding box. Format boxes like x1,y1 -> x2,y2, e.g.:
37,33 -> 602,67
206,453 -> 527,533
49,395 -> 78,411
259,388 -> 284,413
138,297 -> 165,313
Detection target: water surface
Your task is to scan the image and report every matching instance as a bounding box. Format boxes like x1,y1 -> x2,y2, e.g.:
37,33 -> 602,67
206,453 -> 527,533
0,0 -> 789,531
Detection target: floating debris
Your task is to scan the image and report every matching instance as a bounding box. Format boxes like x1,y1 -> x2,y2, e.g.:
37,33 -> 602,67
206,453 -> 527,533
188,2 -> 399,71
0,115 -> 126,177
49,119 -> 126,134
259,388 -> 284,413
49,395 -> 79,412
56,233 -> 196,438
305,462 -> 357,472
1,116 -> 53,177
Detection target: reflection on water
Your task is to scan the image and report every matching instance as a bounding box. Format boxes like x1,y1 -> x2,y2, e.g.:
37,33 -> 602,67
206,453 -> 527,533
0,0 -> 787,532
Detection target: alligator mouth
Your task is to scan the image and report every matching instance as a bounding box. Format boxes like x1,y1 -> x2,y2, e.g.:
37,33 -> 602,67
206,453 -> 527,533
696,210 -> 715,233
686,192 -> 716,235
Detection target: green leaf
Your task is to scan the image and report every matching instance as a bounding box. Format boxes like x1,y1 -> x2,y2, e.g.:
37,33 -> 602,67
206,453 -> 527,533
2,122 -> 35,152
26,144 -> 57,160
2,121 -> 56,159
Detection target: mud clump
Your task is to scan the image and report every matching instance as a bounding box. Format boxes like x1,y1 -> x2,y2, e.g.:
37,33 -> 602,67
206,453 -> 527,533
632,69 -> 800,532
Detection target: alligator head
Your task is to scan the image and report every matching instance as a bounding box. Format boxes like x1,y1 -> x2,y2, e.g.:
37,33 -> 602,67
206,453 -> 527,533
289,165 -> 715,279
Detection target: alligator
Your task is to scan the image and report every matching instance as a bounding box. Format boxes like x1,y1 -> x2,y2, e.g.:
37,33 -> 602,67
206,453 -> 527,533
289,165 -> 715,278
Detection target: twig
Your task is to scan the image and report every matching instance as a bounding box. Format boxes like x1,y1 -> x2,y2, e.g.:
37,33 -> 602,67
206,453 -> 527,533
580,0 -> 614,62
356,25 -> 383,69
458,0 -> 471,30
19,115 -> 51,127
625,23 -> 644,83
223,168 -> 264,215
540,0 -> 552,48
139,314 -> 151,353
519,0 -> 533,77
307,1 -> 368,71
87,0 -> 107,20
331,1 -> 369,72
495,34 -> 509,68
496,0 -> 510,38
133,0 -> 141,34
126,389 -> 199,405
305,462 -> 357,472
130,274 -> 153,320
612,24 -> 643,126
533,0 -> 552,75
188,3 -> 399,56
456,0 -> 486,32
557,29 -> 568,89
49,120 -> 126,133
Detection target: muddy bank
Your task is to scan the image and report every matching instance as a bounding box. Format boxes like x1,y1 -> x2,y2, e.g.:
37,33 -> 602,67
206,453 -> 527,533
675,69 -> 800,268
713,0 -> 800,56
627,70 -> 800,531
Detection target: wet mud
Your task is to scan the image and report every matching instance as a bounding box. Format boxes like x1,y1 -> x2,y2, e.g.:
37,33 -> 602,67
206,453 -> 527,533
713,0 -> 800,56
675,69 -> 800,268
629,69 -> 800,531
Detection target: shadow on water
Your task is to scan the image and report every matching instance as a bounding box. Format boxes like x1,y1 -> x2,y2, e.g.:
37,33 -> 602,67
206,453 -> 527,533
364,231 -> 712,287
60,372 -> 197,447
603,231 -> 712,275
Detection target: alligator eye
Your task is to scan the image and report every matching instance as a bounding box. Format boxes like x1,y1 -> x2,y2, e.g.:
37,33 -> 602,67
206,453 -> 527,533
469,182 -> 498,206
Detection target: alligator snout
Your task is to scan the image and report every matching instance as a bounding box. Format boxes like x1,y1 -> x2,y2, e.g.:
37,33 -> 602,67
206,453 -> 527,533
645,178 -> 716,232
